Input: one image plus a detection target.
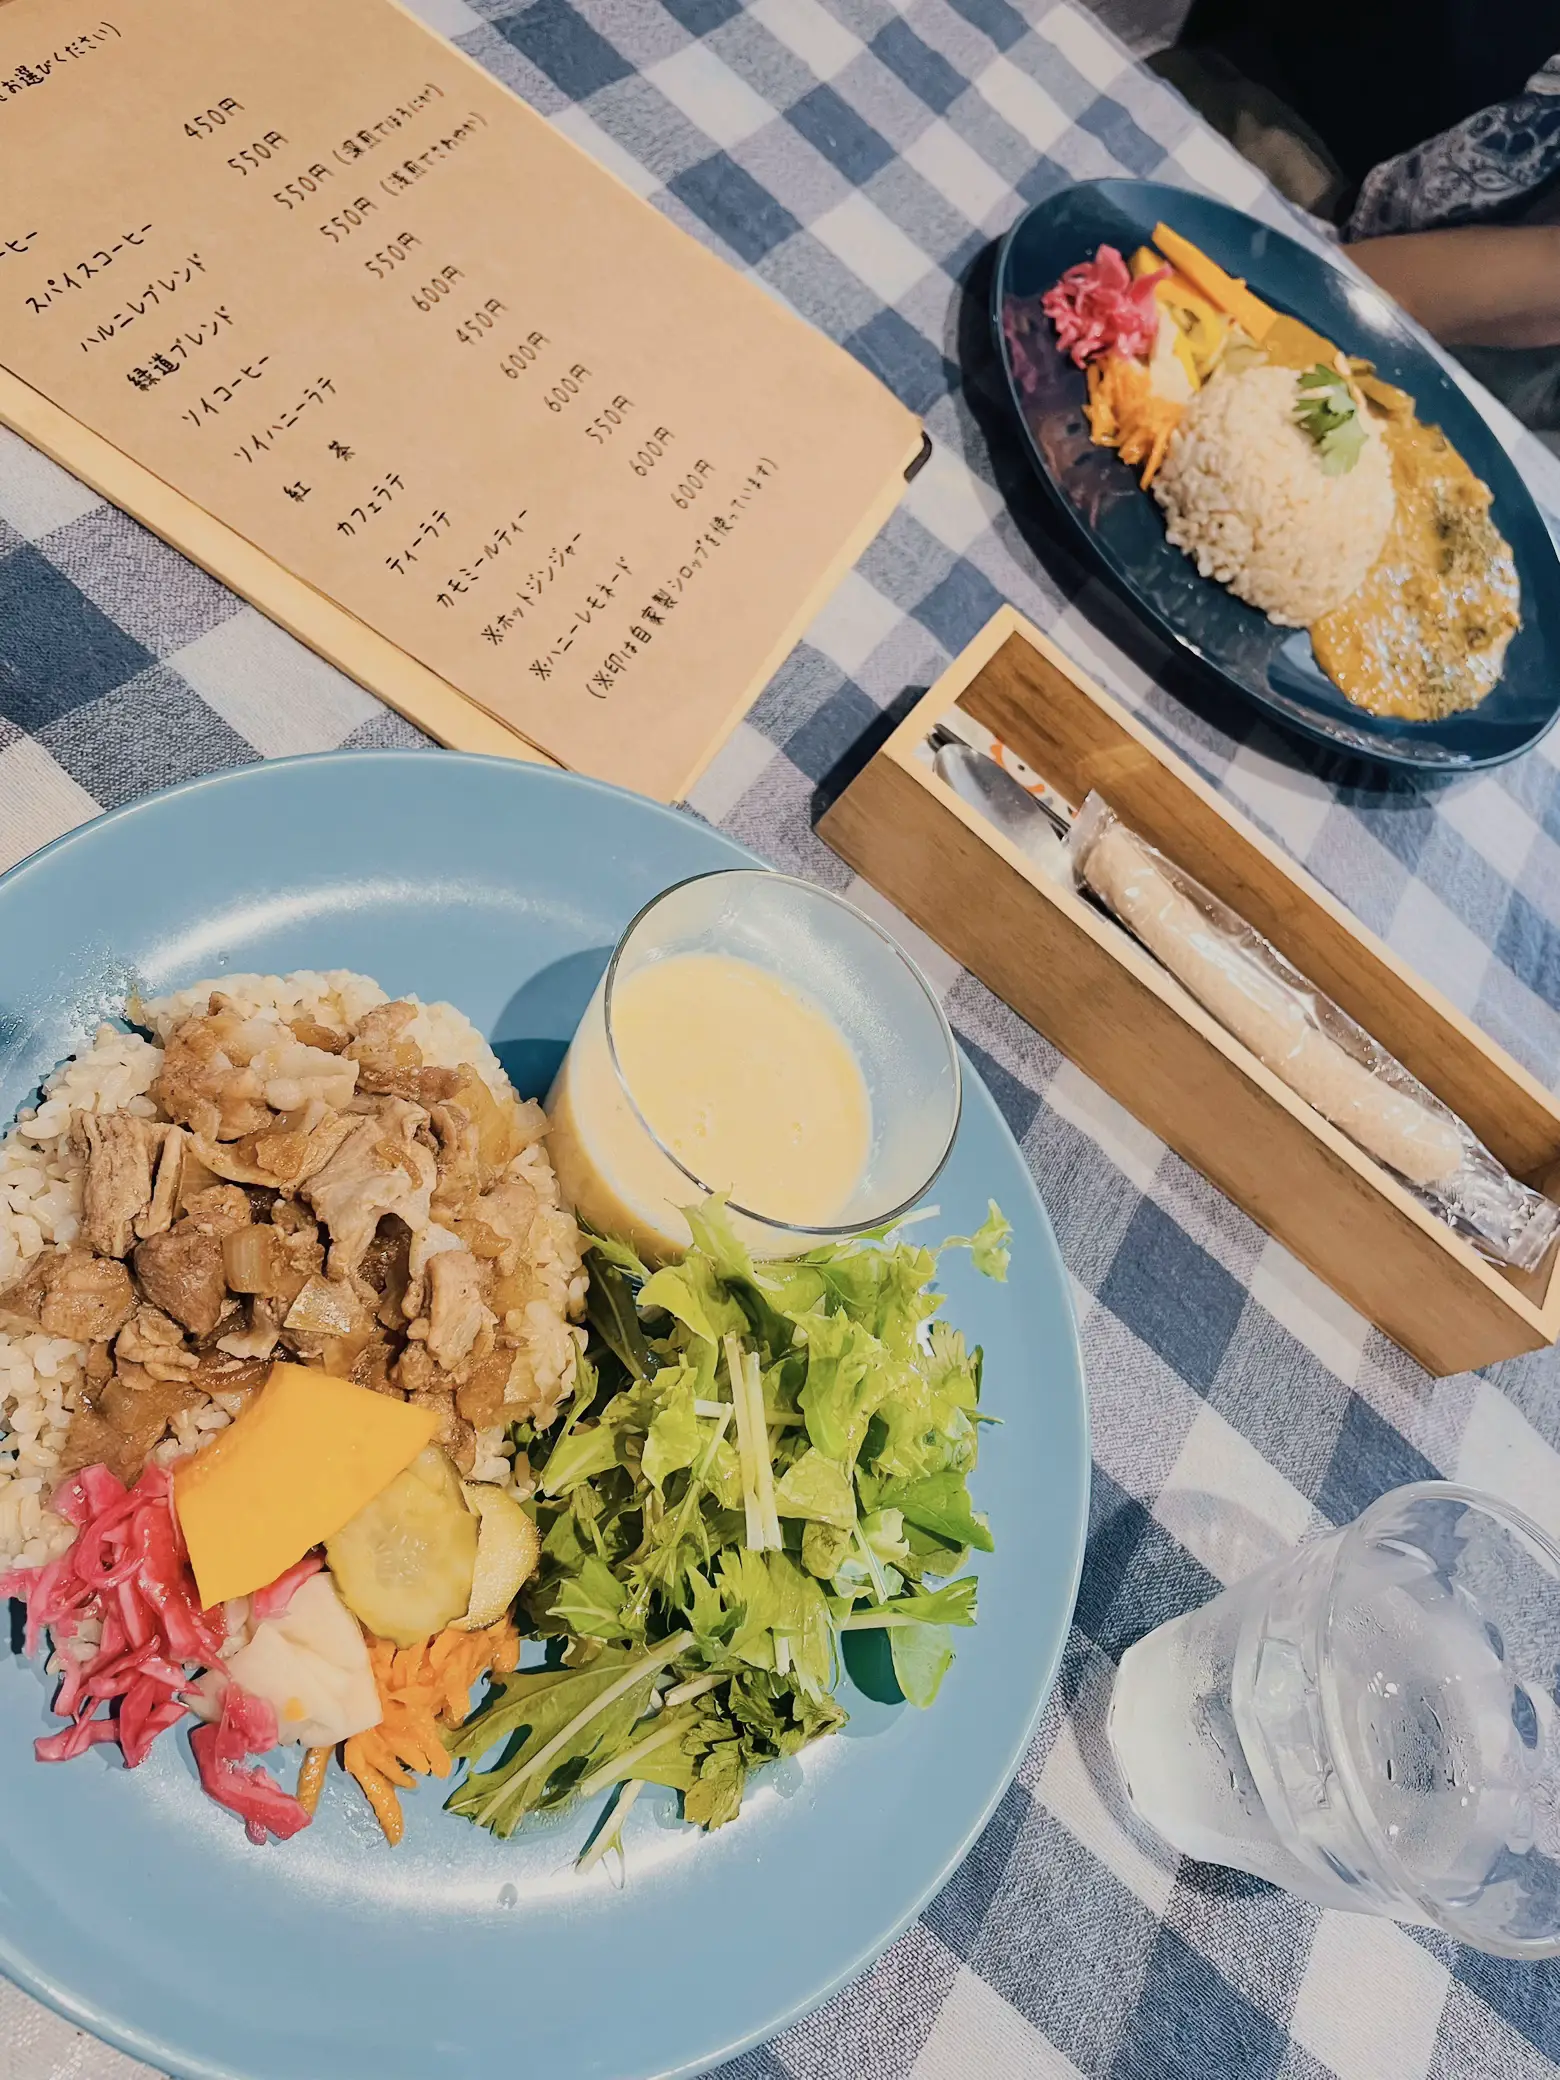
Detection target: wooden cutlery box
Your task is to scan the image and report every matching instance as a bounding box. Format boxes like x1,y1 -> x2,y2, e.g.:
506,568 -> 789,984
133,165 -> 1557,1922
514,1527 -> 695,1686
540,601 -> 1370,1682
820,606 -> 1560,1377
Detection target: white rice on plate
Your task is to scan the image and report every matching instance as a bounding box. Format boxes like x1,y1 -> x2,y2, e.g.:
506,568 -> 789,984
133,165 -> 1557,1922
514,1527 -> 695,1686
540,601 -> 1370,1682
0,972 -> 587,1570
1152,362 -> 1396,628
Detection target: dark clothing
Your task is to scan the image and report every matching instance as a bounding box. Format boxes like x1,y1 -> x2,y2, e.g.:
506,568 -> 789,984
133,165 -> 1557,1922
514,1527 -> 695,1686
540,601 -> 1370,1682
1344,54 -> 1560,430
1164,5 -> 1560,432
1346,59 -> 1560,237
1179,0 -> 1560,187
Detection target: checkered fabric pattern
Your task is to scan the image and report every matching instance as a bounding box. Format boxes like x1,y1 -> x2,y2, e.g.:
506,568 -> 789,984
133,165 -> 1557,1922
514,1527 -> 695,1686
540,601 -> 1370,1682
2,2 -> 1559,2075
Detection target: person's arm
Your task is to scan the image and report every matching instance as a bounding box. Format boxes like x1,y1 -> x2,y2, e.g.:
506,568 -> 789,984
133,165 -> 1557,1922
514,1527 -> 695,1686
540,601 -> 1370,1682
1345,224 -> 1560,349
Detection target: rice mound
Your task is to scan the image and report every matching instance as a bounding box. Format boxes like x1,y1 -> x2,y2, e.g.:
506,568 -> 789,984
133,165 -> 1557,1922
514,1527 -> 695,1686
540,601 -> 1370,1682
1152,364 -> 1395,628
0,973 -> 588,1570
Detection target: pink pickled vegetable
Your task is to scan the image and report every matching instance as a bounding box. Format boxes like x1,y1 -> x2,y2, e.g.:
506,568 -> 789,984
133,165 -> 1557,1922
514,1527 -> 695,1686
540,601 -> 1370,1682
0,1463 -> 265,1813
1040,243 -> 1166,368
190,1682 -> 311,1844
249,1551 -> 323,1625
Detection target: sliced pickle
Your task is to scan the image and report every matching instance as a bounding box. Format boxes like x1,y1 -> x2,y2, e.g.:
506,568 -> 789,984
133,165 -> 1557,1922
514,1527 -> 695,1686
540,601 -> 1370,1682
455,1481 -> 541,1630
325,1446 -> 478,1646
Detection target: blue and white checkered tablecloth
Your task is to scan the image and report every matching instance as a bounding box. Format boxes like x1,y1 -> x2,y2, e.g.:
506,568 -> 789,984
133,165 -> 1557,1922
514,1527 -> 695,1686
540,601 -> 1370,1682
3,1 -> 1560,2075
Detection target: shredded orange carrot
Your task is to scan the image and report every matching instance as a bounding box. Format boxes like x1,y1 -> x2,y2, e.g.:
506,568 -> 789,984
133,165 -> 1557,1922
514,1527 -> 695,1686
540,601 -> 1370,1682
343,1617 -> 520,1844
343,1743 -> 405,1846
1085,353 -> 1184,487
296,1745 -> 330,1817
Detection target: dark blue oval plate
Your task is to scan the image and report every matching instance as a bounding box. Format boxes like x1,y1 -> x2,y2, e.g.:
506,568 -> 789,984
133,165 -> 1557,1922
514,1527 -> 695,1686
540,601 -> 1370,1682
994,178 -> 1560,770
0,752 -> 1088,2080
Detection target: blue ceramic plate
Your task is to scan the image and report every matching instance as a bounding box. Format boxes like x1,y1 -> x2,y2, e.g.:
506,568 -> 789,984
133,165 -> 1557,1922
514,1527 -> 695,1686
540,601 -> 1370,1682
994,178 -> 1560,770
0,752 -> 1088,2080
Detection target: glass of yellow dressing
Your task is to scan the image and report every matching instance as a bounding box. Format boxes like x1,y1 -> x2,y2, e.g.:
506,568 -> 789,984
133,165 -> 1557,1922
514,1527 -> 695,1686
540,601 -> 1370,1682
546,870 -> 961,1264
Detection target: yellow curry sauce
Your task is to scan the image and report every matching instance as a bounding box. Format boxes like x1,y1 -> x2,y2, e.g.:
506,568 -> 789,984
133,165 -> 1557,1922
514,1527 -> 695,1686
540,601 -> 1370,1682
1260,313 -> 1342,374
1310,408 -> 1521,721
1258,314 -> 1520,720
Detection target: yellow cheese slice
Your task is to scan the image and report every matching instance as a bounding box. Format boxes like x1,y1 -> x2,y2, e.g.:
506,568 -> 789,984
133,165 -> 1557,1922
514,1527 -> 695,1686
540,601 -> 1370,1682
174,1363 -> 438,1610
1151,224 -> 1276,342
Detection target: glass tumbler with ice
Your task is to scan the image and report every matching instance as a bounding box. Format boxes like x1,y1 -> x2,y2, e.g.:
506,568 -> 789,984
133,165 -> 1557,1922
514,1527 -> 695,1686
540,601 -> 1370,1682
1107,1482 -> 1560,1957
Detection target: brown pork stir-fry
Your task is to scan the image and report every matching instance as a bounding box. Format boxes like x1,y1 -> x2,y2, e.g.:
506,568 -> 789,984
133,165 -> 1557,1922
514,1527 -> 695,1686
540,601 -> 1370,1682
0,996 -> 559,1491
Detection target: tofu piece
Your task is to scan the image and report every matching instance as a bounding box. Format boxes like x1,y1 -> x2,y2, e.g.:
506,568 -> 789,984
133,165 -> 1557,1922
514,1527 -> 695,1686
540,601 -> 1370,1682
223,1572 -> 380,1747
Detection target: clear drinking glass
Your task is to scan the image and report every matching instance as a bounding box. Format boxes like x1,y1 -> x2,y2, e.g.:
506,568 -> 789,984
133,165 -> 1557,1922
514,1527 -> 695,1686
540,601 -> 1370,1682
546,869 -> 961,1264
1107,1482 -> 1560,1957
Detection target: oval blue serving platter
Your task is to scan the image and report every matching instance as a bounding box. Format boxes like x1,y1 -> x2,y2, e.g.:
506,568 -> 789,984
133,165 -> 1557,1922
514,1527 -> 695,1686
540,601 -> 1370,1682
993,177 -> 1560,771
0,751 -> 1088,2080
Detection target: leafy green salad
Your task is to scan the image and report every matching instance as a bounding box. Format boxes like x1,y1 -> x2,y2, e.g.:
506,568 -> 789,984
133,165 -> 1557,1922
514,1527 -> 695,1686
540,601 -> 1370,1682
445,1198 -> 1011,1862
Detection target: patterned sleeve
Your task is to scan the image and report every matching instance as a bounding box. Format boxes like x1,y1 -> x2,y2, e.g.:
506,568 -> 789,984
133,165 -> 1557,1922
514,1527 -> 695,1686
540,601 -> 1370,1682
1346,55 -> 1560,239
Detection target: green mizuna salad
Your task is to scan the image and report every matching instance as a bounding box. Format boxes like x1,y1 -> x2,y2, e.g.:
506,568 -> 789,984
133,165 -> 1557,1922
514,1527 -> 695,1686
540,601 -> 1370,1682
446,1199 -> 1010,1861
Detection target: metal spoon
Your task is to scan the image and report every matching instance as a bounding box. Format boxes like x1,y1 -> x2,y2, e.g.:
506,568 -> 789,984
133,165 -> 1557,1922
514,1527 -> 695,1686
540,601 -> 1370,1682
928,724 -> 1074,876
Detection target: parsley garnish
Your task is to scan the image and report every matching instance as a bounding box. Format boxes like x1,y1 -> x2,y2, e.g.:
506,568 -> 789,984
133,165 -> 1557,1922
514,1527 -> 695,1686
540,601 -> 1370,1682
1294,362 -> 1367,476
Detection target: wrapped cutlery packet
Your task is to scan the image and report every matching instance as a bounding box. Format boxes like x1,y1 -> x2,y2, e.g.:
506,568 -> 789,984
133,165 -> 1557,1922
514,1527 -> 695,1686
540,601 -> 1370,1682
1069,797 -> 1560,1271
930,727 -> 1560,1273
823,611 -> 1560,1370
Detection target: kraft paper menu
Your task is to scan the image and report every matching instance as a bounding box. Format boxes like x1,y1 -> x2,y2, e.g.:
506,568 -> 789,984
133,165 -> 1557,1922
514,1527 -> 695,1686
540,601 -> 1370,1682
0,0 -> 922,799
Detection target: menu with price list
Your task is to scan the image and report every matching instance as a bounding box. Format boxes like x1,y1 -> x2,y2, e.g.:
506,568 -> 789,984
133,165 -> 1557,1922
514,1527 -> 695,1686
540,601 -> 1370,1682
0,0 -> 922,796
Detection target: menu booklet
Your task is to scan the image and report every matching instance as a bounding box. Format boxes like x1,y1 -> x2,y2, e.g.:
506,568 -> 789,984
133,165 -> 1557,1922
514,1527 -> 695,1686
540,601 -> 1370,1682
0,0 -> 923,797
